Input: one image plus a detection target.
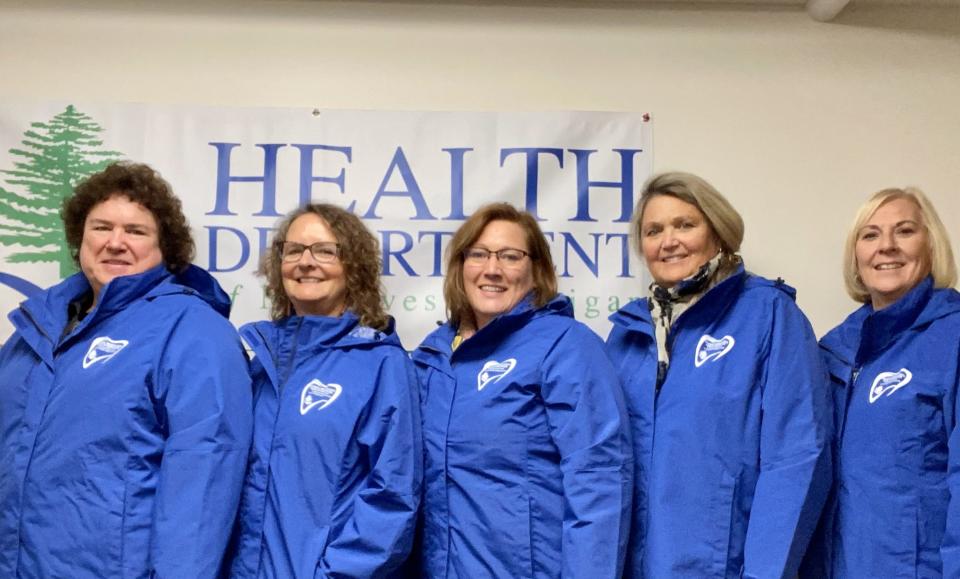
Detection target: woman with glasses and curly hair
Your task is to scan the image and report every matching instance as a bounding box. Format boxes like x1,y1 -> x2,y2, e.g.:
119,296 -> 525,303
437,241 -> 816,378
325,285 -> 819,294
412,202 -> 633,578
228,203 -> 422,579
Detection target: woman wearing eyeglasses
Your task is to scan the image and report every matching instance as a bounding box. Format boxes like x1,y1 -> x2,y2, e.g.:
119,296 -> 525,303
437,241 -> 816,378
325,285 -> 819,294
412,203 -> 633,578
228,203 -> 422,579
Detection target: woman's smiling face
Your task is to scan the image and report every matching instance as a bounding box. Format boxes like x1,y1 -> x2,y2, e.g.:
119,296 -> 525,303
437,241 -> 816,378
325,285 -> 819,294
280,213 -> 347,317
855,196 -> 930,310
462,220 -> 534,330
639,194 -> 720,288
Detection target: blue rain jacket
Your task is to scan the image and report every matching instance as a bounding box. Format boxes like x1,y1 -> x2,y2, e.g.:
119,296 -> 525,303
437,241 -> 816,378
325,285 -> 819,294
606,265 -> 831,579
412,294 -> 633,579
228,313 -> 422,579
0,265 -> 253,579
801,277 -> 960,578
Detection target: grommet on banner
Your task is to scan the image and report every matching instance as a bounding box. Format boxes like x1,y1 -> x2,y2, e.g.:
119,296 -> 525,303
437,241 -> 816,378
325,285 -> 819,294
312,108 -> 321,117
642,113 -> 651,122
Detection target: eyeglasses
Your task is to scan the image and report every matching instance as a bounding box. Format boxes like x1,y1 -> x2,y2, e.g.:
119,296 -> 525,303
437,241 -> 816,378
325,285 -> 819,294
277,241 -> 340,264
462,247 -> 530,268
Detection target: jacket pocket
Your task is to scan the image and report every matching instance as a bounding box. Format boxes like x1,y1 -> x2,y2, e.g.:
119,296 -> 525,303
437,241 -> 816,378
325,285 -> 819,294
312,526 -> 331,579
446,434 -> 534,578
916,493 -> 945,578
712,469 -> 738,578
76,473 -> 125,576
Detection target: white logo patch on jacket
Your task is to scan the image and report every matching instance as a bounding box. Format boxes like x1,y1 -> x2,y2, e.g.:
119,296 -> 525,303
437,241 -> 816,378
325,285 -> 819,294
300,379 -> 342,415
82,336 -> 129,369
868,368 -> 912,404
694,334 -> 735,368
478,359 -> 516,391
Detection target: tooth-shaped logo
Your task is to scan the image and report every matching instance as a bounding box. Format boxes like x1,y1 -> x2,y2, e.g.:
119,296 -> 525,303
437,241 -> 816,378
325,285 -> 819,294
300,379 -> 342,415
82,336 -> 129,369
694,334 -> 735,368
869,368 -> 912,404
477,358 -> 517,391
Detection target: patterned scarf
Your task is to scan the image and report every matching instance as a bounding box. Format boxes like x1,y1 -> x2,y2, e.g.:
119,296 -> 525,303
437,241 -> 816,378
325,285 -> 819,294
648,253 -> 736,372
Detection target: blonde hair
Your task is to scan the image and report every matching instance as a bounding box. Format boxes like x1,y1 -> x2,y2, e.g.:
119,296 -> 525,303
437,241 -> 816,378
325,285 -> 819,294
843,187 -> 957,303
632,171 -> 744,265
443,203 -> 557,330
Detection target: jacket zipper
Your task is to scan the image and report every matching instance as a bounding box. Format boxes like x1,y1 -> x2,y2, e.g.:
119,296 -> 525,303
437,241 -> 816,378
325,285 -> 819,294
836,364 -> 860,444
278,317 -> 304,392
654,306 -> 687,399
655,361 -> 668,395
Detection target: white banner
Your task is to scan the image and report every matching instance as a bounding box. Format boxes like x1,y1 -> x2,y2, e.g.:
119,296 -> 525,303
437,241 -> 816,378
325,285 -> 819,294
0,103 -> 653,347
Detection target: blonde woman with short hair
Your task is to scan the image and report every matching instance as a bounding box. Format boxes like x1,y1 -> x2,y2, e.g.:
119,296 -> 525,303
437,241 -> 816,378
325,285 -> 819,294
801,187 -> 960,578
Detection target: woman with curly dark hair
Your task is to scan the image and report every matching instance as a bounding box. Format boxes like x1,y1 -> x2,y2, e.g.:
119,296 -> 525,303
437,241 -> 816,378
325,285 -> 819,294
228,203 -> 422,579
0,161 -> 253,579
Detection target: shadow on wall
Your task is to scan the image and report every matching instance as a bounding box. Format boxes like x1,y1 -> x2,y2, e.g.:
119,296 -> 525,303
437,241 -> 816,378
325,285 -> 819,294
7,0 -> 957,35
835,4 -> 960,37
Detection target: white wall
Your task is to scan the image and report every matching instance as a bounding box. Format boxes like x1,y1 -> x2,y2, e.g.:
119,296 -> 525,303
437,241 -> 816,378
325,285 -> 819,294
1,0 -> 958,337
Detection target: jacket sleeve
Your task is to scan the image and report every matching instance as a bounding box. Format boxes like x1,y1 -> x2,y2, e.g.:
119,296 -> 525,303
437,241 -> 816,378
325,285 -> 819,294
319,352 -> 423,578
938,333 -> 960,576
743,296 -> 833,579
149,306 -> 253,579
540,324 -> 634,578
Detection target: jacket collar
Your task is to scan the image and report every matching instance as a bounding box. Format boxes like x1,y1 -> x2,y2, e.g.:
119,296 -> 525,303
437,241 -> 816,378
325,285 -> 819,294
821,276 -> 959,365
914,279 -> 960,328
8,273 -> 91,366
78,264 -> 232,337
13,265 -> 170,360
413,293 -> 573,369
241,312 -> 402,389
12,265 -> 231,364
169,265 -> 233,317
857,276 -> 933,361
608,263 -> 749,336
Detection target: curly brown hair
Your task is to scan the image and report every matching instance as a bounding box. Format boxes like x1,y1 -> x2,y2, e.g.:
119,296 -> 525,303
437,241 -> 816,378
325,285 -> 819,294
261,203 -> 389,330
443,202 -> 558,330
62,161 -> 194,273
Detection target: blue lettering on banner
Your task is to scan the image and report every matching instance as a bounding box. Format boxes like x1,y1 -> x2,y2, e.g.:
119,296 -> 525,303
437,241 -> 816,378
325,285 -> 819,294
204,224 -> 634,280
570,148 -> 641,223
605,233 -> 633,278
207,143 -> 284,217
499,148 -> 564,221
199,142 -> 643,281
256,226 -> 274,265
207,225 -> 250,273
291,144 -> 354,210
442,148 -> 471,220
560,232 -> 603,278
363,147 -> 436,221
381,230 -> 417,276
205,225 -> 275,273
417,230 -> 455,277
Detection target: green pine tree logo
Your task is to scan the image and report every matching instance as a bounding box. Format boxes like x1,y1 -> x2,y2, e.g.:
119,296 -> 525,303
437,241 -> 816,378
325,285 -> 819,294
0,105 -> 122,278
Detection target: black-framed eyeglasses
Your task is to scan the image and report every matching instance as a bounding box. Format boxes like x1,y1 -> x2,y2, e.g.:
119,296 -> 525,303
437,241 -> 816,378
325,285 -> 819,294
462,247 -> 529,268
276,241 -> 341,264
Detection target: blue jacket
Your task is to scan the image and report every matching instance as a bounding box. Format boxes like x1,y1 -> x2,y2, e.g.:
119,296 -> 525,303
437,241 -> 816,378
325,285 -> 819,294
412,295 -> 633,579
228,313 -> 422,579
801,277 -> 960,578
0,265 -> 253,579
606,265 -> 832,579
